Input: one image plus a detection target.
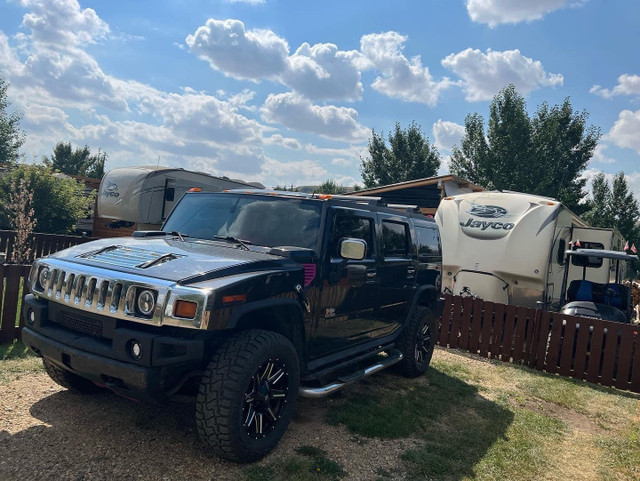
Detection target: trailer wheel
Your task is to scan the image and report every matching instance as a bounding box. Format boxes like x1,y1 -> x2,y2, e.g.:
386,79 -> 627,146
398,306 -> 436,378
196,330 -> 300,462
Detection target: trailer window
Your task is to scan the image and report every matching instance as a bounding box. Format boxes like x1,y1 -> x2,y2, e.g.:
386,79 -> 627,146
556,239 -> 566,265
383,221 -> 409,257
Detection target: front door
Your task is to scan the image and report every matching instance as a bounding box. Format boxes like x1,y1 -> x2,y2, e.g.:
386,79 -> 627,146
312,207 -> 379,356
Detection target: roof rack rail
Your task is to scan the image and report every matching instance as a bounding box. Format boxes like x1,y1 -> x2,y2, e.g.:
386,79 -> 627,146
385,203 -> 422,214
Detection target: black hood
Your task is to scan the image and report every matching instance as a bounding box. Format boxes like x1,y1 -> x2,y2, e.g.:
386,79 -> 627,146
48,236 -> 301,284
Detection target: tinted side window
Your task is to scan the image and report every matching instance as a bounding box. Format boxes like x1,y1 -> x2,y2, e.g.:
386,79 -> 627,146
330,214 -> 374,258
383,221 -> 409,257
416,226 -> 440,261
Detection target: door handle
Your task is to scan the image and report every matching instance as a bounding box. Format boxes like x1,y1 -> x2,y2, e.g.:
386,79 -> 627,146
407,267 -> 415,279
366,271 -> 376,279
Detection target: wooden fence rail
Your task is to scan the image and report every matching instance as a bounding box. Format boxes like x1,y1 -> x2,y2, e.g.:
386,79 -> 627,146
439,294 -> 640,394
0,230 -> 91,264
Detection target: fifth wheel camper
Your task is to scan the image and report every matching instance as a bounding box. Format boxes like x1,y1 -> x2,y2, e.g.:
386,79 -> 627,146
435,191 -> 621,310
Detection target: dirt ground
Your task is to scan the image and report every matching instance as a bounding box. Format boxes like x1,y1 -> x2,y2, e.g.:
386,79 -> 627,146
0,369 -> 415,481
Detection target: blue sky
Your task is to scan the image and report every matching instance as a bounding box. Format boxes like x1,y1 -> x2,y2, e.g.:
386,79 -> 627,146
0,0 -> 639,196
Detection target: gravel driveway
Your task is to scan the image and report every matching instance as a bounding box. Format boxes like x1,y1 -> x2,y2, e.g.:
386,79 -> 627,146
0,371 -> 413,481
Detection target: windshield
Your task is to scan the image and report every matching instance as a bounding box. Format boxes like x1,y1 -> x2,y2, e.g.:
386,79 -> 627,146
162,193 -> 322,250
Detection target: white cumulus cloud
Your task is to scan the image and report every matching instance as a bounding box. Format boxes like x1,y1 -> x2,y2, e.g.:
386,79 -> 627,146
359,31 -> 453,106
261,93 -> 369,143
442,48 -> 563,101
466,0 -> 581,27
590,74 -> 640,99
19,0 -> 110,46
284,42 -> 364,101
433,120 -> 465,151
607,109 -> 640,154
185,18 -> 289,81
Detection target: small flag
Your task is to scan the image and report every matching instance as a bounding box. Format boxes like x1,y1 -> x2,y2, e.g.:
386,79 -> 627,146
575,239 -> 581,248
632,244 -> 638,254
624,241 -> 630,251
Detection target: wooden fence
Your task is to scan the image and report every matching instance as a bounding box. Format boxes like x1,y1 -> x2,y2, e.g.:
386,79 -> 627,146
0,264 -> 31,344
439,294 -> 640,394
0,230 -> 91,264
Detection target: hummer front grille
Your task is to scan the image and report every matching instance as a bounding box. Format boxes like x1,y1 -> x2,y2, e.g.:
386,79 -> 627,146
30,258 -> 210,330
56,310 -> 103,338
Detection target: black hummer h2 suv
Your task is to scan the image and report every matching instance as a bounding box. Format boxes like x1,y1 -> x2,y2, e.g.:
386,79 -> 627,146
22,190 -> 443,462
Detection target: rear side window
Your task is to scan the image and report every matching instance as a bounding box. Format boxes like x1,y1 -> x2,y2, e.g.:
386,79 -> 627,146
416,226 -> 441,261
330,213 -> 374,258
383,221 -> 409,257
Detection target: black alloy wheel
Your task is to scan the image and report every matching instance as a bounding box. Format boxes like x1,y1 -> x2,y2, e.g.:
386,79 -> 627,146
243,358 -> 290,439
415,319 -> 433,365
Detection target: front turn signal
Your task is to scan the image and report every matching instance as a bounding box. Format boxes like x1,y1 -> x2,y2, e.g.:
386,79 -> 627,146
174,300 -> 198,319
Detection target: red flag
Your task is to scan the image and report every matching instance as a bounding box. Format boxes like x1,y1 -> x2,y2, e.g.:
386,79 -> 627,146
632,244 -> 638,254
575,239 -> 581,248
624,241 -> 630,251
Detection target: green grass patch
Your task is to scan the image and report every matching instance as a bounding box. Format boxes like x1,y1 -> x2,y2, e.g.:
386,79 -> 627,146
243,446 -> 346,481
0,339 -> 42,383
596,421 -> 640,481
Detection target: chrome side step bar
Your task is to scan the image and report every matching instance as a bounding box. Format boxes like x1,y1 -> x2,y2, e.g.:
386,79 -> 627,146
298,349 -> 404,398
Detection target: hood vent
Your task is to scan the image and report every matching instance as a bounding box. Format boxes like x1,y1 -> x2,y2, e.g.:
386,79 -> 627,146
78,245 -> 184,269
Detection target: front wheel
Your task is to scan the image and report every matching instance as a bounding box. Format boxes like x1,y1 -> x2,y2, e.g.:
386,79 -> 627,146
196,330 -> 300,463
43,359 -> 102,394
398,306 -> 436,378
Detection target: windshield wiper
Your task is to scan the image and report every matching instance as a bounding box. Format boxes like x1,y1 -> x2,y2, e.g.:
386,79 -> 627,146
212,235 -> 252,251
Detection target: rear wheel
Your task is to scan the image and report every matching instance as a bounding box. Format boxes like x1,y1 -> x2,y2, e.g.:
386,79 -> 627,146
196,330 -> 300,462
398,306 -> 436,377
43,359 -> 102,394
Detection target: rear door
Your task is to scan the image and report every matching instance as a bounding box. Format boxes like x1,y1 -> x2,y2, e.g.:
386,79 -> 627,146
375,213 -> 415,338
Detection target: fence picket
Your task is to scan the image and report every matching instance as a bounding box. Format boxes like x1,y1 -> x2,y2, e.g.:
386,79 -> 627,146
586,324 -> 606,383
468,299 -> 484,354
615,329 -> 634,390
447,297 -> 464,348
500,306 -> 517,362
458,297 -> 473,350
631,330 -> 640,393
478,301 -> 494,358
558,317 -> 577,376
572,318 -> 592,380
512,307 -> 529,363
545,313 -> 564,373
490,303 -> 506,359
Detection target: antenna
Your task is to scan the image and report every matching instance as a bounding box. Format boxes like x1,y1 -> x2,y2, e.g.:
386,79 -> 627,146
156,155 -> 160,168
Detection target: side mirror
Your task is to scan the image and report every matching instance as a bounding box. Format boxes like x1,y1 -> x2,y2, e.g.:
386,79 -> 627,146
340,238 -> 366,260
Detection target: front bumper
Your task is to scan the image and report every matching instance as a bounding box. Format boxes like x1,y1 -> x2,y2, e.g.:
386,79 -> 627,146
21,294 -> 206,402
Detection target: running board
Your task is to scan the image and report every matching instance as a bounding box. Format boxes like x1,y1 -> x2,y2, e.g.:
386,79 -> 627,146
298,349 -> 403,398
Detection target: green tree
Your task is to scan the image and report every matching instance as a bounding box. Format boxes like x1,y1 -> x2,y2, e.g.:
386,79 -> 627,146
317,179 -> 347,195
0,77 -> 25,164
584,171 -> 640,244
0,164 -> 95,234
44,141 -> 107,179
450,85 -> 600,212
361,121 -> 440,188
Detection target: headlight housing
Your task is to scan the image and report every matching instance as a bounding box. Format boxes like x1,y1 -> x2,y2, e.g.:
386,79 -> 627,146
38,266 -> 51,291
137,289 -> 156,316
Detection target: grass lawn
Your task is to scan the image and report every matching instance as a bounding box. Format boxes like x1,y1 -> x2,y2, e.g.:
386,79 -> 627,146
1,340 -> 637,480
245,348 -> 639,481
0,339 -> 42,384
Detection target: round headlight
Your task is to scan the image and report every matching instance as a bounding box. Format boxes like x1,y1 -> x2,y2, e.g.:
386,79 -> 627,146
38,267 -> 51,290
137,289 -> 155,316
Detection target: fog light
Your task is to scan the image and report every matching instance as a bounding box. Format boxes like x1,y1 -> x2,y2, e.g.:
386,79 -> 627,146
27,309 -> 35,325
130,341 -> 143,360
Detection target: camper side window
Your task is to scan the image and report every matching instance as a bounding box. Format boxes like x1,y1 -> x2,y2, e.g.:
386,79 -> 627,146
556,239 -> 566,265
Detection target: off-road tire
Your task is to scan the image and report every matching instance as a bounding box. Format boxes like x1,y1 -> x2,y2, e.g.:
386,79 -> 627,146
397,306 -> 436,378
43,359 -> 102,394
196,329 -> 300,463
